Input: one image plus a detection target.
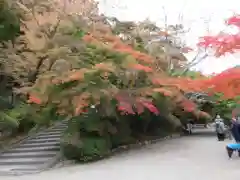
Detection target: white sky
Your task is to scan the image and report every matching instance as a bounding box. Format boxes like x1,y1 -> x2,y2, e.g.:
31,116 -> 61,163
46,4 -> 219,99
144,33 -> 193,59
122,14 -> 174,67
97,0 -> 240,74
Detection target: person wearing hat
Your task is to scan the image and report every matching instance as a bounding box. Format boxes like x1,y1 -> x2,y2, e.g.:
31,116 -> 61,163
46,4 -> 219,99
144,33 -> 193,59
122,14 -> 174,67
215,115 -> 225,141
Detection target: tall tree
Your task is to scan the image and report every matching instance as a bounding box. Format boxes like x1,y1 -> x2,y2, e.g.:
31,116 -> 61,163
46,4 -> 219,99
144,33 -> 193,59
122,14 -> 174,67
1,0 -> 99,88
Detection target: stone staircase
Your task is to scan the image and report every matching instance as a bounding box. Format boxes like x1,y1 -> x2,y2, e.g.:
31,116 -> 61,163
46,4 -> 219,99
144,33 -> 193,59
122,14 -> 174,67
0,120 -> 68,176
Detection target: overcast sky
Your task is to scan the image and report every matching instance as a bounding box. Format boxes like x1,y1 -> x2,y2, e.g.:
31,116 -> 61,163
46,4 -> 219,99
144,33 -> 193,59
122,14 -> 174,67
97,0 -> 240,74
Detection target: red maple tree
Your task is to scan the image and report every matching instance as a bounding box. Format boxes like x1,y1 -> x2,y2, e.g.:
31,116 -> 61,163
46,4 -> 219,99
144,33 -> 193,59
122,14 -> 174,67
197,14 -> 240,57
195,15 -> 240,100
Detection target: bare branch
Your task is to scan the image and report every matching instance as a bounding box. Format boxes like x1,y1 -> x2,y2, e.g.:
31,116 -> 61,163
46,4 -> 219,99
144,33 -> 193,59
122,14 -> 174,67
180,51 -> 208,75
47,0 -> 67,39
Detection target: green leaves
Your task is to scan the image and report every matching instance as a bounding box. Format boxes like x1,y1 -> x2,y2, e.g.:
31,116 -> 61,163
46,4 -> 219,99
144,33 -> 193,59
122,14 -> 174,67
73,29 -> 86,39
0,111 -> 19,128
0,0 -> 21,42
213,97 -> 239,120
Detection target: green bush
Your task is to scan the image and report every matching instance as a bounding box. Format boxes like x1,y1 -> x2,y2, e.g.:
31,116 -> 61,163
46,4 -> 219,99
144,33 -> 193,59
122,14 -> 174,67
0,100 -> 63,137
61,106 -> 181,162
61,113 -> 112,162
0,0 -> 21,42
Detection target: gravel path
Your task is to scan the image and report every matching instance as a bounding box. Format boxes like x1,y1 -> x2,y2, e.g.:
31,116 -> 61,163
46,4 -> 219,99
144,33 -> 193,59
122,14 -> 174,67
3,130 -> 240,180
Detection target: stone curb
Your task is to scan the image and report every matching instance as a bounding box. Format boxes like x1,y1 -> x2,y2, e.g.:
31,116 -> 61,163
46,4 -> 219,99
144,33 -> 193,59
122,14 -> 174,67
111,133 -> 182,154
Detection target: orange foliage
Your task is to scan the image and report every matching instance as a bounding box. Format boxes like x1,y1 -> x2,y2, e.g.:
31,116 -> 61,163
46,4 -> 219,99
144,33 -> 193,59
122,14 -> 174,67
130,64 -> 153,72
83,34 -> 154,63
94,63 -> 116,72
31,22 -> 240,117
28,95 -> 42,104
200,67 -> 240,99
68,70 -> 85,81
181,15 -> 240,100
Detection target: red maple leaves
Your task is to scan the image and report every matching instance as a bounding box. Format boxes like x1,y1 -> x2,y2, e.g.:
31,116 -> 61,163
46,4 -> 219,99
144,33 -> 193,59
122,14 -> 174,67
226,15 -> 240,27
191,15 -> 240,100
180,99 -> 197,112
116,94 -> 160,115
197,14 -> 240,57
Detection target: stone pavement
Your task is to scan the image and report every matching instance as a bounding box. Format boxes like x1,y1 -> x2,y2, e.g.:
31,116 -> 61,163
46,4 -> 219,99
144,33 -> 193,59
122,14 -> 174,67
2,130 -> 240,180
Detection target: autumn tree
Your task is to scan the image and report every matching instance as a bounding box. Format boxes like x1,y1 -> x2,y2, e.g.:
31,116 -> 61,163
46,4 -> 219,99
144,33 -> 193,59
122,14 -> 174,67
0,0 -> 101,136
106,17 -> 190,74
0,0 -> 99,88
16,4 -> 223,161
27,20 -> 211,123
151,12 -> 213,75
184,14 -> 240,119
24,15 -> 217,161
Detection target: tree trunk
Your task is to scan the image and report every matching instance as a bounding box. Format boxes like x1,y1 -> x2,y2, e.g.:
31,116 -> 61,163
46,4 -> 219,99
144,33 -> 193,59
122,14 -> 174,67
28,56 -> 46,83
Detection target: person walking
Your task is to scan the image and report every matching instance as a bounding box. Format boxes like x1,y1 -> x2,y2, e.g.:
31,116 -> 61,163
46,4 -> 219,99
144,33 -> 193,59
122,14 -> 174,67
215,115 -> 225,141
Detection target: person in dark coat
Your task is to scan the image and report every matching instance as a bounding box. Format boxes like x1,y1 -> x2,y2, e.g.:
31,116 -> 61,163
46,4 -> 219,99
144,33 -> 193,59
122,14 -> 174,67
231,117 -> 240,142
226,115 -> 240,158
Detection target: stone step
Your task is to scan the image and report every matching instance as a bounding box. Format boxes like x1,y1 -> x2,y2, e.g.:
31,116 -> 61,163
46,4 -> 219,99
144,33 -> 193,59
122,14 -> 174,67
0,121 -> 68,174
55,127 -> 66,130
58,123 -> 68,125
46,128 -> 65,132
0,151 -> 57,159
56,122 -> 67,125
55,122 -> 68,127
0,165 -> 41,172
36,133 -> 62,138
0,122 -> 67,175
18,142 -> 59,148
37,131 -> 62,136
53,126 -> 66,129
10,145 -> 59,153
24,137 -> 60,143
59,124 -> 67,127
61,120 -> 68,123
37,131 -> 63,137
0,157 -> 51,165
